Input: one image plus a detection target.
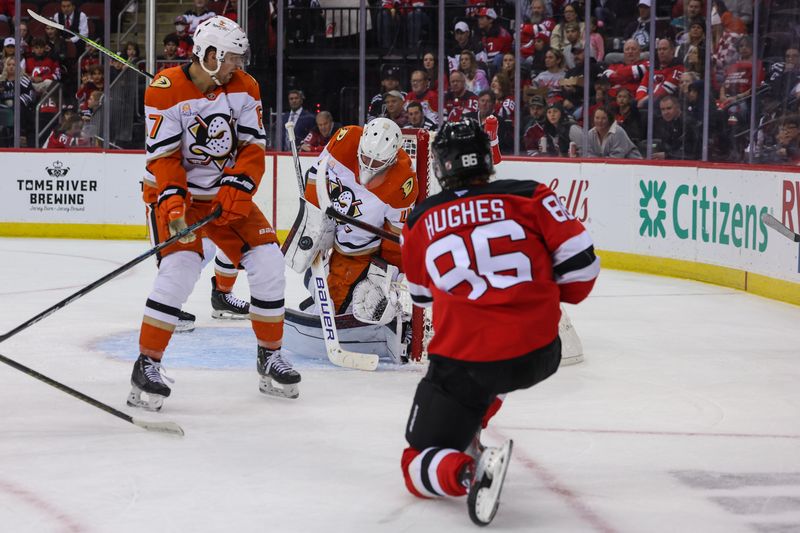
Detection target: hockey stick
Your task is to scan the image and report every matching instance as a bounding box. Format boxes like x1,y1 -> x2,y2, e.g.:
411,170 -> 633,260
762,212 -> 800,242
0,352 -> 184,436
284,122 -> 306,192
0,207 -> 221,344
324,206 -> 400,244
310,161 -> 379,371
27,9 -> 154,79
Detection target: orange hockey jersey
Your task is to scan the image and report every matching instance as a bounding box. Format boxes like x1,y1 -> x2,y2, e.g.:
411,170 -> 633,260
143,64 -> 267,202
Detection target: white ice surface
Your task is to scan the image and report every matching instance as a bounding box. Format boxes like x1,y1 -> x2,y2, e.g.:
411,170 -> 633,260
0,237 -> 799,533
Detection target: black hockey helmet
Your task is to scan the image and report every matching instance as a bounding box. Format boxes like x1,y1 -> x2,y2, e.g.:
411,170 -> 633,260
432,117 -> 494,190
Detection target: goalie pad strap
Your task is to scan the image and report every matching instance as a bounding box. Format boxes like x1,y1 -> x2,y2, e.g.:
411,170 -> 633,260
282,197 -> 334,274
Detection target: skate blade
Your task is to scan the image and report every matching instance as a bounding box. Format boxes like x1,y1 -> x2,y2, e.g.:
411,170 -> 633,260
127,386 -> 165,412
174,321 -> 195,334
468,440 -> 513,526
212,310 -> 249,320
259,377 -> 299,399
559,353 -> 584,366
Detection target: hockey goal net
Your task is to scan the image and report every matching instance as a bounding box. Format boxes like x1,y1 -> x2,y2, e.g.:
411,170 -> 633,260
400,128 -> 437,361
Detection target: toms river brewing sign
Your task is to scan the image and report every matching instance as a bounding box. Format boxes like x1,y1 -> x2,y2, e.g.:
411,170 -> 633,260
16,160 -> 98,213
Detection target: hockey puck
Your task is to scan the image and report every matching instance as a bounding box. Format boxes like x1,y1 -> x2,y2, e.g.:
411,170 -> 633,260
298,236 -> 313,250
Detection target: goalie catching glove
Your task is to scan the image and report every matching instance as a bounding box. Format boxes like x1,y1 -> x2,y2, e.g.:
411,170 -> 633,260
352,258 -> 400,325
282,197 -> 335,273
158,187 -> 195,244
214,174 -> 256,225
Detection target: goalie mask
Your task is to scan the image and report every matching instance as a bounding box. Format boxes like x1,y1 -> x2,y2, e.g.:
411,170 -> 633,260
192,16 -> 250,85
357,118 -> 402,185
432,118 -> 494,190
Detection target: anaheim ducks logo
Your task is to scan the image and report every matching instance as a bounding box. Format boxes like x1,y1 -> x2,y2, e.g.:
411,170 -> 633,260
328,176 -> 363,223
187,113 -> 237,169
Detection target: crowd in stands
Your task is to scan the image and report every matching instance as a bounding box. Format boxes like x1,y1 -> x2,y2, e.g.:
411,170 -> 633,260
284,0 -> 798,165
0,0 -> 237,148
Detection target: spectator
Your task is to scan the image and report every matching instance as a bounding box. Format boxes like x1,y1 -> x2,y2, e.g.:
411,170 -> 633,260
300,111 -> 337,152
540,101 -> 583,157
718,36 -> 765,123
76,65 -> 103,111
44,26 -> 68,69
464,89 -> 496,127
588,16 -> 605,63
685,79 -> 706,124
682,44 -> 704,78
602,39 -> 646,97
522,94 -> 548,155
757,116 -> 800,165
476,8 -> 512,75
499,52 -> 529,91
158,35 -> 184,72
45,113 -> 90,148
421,51 -> 447,91
528,0 -> 556,39
0,57 -> 35,144
636,39 -> 684,109
531,48 -> 566,100
406,101 -> 437,130
652,95 -> 700,160
368,69 -> 404,122
124,41 -> 141,65
458,50 -> 489,93
624,0 -> 652,50
444,70 -> 479,121
724,0 -> 753,26
671,0 -> 704,44
166,16 -> 194,59
378,1 -> 430,50
184,0 -> 216,34
382,89 -> 409,127
81,89 -> 102,122
18,21 -> 31,54
676,18 -> 705,69
25,37 -> 61,97
614,87 -> 644,144
2,38 -> 23,73
53,0 -> 89,54
527,32 -> 551,76
710,0 -> 747,91
560,43 -> 602,119
585,107 -> 642,158
551,3 -> 585,53
79,46 -> 101,75
561,22 -> 583,69
490,74 -> 515,153
767,47 -> 800,111
447,22 -> 488,74
405,69 -> 438,124
282,89 -> 315,148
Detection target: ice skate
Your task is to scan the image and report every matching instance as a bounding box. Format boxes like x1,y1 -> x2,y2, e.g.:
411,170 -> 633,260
465,428 -> 487,460
127,354 -> 173,412
256,347 -> 301,399
211,276 -> 250,319
175,310 -> 196,333
467,439 -> 513,526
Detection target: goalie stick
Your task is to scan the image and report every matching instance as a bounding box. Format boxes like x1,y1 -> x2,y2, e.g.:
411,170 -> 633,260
285,127 -> 379,371
27,9 -> 154,79
284,122 -> 306,193
0,207 -> 221,344
762,212 -> 800,242
0,352 -> 184,436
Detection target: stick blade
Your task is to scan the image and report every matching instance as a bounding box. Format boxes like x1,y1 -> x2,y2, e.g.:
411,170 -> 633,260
131,418 -> 185,436
27,9 -> 66,31
329,347 -> 380,371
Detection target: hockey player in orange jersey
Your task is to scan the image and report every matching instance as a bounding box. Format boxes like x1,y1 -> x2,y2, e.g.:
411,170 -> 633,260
128,16 -> 300,410
283,118 -> 418,362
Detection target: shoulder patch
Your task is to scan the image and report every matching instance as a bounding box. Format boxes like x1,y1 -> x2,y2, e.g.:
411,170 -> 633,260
401,177 -> 414,198
150,76 -> 172,89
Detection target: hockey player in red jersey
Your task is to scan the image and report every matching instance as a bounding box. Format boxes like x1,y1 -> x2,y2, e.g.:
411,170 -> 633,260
399,118 -> 599,525
128,16 -> 300,410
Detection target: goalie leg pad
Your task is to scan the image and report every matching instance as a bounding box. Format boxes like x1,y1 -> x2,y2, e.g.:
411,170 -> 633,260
282,198 -> 335,274
352,258 -> 400,325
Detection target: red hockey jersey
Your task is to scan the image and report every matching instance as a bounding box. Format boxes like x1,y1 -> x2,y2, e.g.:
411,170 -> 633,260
401,179 -> 599,363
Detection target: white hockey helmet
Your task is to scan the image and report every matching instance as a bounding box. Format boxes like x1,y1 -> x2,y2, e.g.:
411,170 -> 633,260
192,16 -> 250,83
357,118 -> 402,184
